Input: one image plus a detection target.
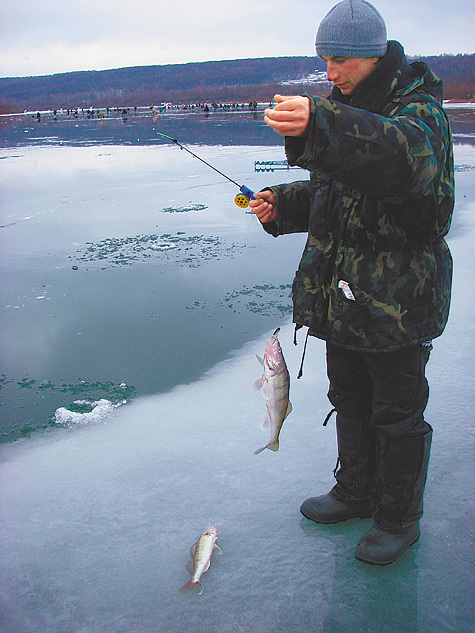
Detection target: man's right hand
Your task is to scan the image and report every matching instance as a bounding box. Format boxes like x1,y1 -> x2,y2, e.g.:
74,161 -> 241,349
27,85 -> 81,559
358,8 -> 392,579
264,94 -> 311,137
249,190 -> 277,223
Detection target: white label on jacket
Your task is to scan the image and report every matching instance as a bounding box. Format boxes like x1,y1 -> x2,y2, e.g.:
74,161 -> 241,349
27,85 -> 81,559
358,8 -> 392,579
338,280 -> 356,301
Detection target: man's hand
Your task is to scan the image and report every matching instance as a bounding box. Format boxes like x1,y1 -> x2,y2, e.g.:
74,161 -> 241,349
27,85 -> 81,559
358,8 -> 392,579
249,190 -> 277,223
264,94 -> 310,137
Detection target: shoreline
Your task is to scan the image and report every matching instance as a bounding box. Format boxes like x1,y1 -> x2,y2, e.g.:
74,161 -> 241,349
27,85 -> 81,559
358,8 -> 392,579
1,100 -> 475,119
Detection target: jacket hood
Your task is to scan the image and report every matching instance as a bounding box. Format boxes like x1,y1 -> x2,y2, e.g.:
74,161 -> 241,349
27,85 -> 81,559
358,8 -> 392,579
330,40 -> 444,113
397,59 -> 444,104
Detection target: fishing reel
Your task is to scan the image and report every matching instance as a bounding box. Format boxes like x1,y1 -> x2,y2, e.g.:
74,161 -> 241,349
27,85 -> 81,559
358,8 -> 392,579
234,185 -> 255,209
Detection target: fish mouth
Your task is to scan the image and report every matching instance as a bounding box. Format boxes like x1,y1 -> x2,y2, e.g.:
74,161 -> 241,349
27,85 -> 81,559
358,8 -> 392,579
271,327 -> 280,338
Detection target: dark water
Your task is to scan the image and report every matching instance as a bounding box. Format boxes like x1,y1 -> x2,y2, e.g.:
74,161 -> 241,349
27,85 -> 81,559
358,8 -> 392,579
1,105 -> 474,443
0,108 -> 306,442
0,106 -> 277,148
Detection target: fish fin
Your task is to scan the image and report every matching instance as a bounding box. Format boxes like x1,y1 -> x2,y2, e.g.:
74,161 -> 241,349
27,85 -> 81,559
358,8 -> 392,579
252,378 -> 263,392
190,542 -> 198,557
256,354 -> 264,367
185,560 -> 194,574
203,560 -> 211,574
214,544 -> 222,555
179,580 -> 203,595
284,401 -> 293,419
254,440 -> 279,455
261,412 -> 270,430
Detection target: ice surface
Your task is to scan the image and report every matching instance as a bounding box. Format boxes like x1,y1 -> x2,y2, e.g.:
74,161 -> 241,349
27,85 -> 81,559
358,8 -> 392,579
1,293 -> 474,633
0,113 -> 474,632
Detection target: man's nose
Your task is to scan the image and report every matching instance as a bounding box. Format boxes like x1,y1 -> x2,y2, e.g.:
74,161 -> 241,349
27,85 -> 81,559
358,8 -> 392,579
326,61 -> 339,82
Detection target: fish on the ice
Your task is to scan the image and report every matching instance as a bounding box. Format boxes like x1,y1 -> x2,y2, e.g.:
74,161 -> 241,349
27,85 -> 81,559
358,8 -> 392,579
252,327 -> 292,454
179,524 -> 221,595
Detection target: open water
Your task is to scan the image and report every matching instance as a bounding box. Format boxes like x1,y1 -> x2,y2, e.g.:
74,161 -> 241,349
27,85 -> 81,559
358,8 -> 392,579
0,107 -> 306,442
0,105 -> 474,632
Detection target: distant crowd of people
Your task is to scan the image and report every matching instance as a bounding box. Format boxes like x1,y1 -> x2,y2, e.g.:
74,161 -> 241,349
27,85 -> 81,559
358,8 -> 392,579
31,101 -> 262,122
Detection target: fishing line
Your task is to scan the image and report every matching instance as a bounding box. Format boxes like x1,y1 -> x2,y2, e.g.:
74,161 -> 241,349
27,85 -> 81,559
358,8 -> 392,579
156,131 -> 255,208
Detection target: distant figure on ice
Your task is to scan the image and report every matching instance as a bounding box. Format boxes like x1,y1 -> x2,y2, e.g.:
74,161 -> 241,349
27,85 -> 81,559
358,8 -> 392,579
250,0 -> 454,565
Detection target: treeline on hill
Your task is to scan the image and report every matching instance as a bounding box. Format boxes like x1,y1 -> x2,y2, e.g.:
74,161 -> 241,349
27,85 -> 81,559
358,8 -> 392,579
0,58 -> 324,112
0,54 -> 474,113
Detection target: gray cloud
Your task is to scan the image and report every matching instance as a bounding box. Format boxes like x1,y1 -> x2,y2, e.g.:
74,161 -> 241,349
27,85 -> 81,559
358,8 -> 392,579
0,0 -> 473,77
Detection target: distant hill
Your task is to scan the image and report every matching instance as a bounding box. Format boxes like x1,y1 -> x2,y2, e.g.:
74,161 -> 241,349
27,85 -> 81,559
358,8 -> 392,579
0,54 -> 474,113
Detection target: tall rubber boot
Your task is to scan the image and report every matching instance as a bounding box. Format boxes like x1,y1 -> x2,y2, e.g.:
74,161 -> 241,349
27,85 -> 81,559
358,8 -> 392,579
355,428 -> 432,565
300,413 -> 375,524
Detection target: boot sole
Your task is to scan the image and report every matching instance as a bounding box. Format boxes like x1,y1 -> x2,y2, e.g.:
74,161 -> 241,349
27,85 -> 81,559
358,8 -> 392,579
355,532 -> 420,566
300,507 -> 373,524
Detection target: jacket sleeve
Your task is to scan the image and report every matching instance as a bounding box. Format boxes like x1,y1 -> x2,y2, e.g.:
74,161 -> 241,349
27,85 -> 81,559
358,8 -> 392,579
261,180 -> 314,237
285,95 -> 450,201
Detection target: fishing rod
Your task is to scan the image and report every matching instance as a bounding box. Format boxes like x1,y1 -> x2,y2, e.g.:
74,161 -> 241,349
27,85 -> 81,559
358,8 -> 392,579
156,131 -> 255,208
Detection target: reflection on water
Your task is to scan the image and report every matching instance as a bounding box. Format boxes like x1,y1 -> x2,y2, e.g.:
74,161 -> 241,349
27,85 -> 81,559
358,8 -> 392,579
0,111 -> 305,442
0,107 -> 276,149
1,103 -> 474,148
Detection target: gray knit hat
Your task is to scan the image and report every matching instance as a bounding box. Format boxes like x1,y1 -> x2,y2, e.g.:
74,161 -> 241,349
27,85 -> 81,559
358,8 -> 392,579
316,0 -> 388,58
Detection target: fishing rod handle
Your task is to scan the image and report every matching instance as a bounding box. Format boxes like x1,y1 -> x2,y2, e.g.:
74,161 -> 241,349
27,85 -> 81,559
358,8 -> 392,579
240,185 -> 255,200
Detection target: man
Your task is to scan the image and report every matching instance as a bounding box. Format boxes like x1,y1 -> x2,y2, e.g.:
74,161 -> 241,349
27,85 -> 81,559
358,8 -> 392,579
250,0 -> 454,565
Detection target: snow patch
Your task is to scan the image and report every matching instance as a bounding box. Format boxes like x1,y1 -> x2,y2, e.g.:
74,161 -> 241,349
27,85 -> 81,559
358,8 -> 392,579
53,398 -> 126,426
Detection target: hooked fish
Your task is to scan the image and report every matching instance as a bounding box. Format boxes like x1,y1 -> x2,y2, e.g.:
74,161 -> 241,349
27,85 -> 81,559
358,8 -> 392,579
179,524 -> 221,595
252,327 -> 292,454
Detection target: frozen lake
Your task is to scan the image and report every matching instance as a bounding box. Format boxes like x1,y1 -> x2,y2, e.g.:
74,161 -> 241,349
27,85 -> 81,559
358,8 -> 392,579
0,107 -> 474,632
0,108 -> 306,441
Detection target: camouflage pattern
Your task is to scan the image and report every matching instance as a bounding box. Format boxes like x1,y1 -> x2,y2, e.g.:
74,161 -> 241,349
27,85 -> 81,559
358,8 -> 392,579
264,49 -> 454,352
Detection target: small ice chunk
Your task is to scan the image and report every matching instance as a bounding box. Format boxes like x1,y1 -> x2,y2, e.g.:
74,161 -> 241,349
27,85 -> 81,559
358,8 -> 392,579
52,399 -> 124,426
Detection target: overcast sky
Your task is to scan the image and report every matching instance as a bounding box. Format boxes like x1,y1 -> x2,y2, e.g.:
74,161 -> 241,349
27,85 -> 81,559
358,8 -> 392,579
0,0 -> 473,78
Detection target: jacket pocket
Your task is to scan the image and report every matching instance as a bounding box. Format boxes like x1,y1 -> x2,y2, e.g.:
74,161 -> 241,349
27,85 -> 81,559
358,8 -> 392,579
327,280 -> 375,346
332,279 -> 371,309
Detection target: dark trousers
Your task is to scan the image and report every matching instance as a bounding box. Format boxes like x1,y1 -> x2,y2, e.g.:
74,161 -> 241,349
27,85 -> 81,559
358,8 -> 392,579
326,342 -> 432,440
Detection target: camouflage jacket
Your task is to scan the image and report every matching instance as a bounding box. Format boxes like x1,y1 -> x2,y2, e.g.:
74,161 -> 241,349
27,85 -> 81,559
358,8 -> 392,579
264,41 -> 454,352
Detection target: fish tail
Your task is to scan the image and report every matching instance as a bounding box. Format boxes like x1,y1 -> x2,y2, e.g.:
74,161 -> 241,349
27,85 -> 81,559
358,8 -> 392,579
254,440 -> 279,455
179,580 -> 203,595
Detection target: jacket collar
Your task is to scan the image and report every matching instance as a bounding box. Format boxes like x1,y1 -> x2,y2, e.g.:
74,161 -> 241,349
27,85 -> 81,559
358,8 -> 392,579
330,40 -> 406,113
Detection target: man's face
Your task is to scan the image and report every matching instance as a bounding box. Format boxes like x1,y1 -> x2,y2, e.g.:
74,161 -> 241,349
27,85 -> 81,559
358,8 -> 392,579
322,56 -> 379,94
